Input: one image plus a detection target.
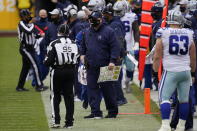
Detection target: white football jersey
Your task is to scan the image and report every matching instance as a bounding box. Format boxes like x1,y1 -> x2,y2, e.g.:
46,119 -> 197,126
156,27 -> 194,72
121,12 -> 138,51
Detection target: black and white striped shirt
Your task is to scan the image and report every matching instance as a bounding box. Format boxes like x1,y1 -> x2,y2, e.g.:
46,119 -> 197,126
17,21 -> 36,48
44,37 -> 79,67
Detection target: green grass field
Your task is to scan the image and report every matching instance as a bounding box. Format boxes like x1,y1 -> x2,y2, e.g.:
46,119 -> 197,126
0,37 -> 49,131
0,37 -> 161,131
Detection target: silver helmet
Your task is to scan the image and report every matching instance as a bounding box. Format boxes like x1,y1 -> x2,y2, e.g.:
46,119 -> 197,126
113,1 -> 127,17
122,0 -> 131,13
167,10 -> 184,25
87,0 -> 106,11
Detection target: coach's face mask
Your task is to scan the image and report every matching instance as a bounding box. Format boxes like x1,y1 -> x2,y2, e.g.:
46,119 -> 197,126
40,17 -> 47,22
180,7 -> 186,13
89,18 -> 101,27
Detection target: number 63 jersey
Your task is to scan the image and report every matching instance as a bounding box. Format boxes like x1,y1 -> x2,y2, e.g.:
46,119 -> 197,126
156,27 -> 194,72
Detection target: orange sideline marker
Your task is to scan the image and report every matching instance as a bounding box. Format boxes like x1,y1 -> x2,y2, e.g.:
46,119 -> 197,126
144,88 -> 151,114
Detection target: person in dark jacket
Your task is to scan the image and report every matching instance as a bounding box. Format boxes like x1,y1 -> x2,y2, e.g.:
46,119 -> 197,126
32,9 -> 50,87
42,8 -> 65,47
149,1 -> 163,91
65,5 -> 84,101
80,11 -> 120,119
76,10 -> 90,109
102,3 -> 127,106
65,5 -> 83,40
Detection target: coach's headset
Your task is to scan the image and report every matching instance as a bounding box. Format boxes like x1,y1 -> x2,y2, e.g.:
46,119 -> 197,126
64,5 -> 78,19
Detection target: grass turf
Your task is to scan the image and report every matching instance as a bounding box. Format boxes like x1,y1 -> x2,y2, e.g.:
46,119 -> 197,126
0,37 -> 161,131
0,37 -> 49,131
131,84 -> 161,122
42,76 -> 160,131
41,87 -> 160,131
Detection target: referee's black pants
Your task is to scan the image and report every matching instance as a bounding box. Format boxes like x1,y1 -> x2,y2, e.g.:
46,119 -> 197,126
16,47 -> 43,88
50,66 -> 75,126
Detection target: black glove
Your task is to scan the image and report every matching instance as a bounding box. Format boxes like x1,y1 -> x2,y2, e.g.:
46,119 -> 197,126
84,56 -> 89,69
152,71 -> 158,79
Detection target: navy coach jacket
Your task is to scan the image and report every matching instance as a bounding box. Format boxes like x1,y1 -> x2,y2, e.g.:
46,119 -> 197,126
108,16 -> 126,57
69,19 -> 84,40
80,24 -> 120,67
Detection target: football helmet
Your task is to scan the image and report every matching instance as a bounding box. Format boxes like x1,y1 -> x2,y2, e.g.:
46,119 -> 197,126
122,0 -> 131,13
87,0 -> 106,11
113,1 -> 127,17
167,10 -> 184,25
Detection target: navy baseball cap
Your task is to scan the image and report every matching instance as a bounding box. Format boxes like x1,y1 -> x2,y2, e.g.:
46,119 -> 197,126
89,11 -> 102,19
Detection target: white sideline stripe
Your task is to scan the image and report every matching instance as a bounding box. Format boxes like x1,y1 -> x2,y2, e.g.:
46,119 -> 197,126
23,49 -> 41,86
50,69 -> 55,124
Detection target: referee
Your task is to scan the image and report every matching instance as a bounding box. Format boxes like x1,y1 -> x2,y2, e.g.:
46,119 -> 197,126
16,9 -> 48,92
44,24 -> 79,128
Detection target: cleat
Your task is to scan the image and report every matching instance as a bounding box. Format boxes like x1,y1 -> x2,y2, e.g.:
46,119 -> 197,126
104,114 -> 117,118
50,124 -> 60,128
16,87 -> 29,92
117,99 -> 128,106
82,101 -> 88,109
84,114 -> 102,119
63,125 -> 73,129
158,125 -> 171,131
35,86 -> 48,92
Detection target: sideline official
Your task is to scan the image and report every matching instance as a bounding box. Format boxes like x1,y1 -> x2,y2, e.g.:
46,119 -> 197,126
16,9 -> 48,92
44,24 -> 79,128
80,11 -> 120,119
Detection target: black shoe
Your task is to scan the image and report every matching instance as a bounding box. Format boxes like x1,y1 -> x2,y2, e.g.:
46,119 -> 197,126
82,101 -> 88,109
84,114 -> 102,119
35,86 -> 48,92
105,114 -> 117,118
63,124 -> 73,129
117,99 -> 128,106
16,87 -> 29,92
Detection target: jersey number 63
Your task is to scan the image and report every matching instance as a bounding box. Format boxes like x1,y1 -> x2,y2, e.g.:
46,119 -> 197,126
169,35 -> 189,55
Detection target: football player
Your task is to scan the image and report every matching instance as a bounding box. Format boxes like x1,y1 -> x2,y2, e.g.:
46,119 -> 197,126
153,10 -> 196,131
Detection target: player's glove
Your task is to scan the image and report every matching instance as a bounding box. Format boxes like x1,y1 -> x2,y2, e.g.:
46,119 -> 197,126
133,42 -> 139,61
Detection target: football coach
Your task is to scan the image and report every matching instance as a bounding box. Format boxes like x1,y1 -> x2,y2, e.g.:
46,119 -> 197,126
80,11 -> 120,119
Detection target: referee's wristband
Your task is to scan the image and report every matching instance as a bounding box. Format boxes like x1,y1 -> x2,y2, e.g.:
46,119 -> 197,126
191,72 -> 195,77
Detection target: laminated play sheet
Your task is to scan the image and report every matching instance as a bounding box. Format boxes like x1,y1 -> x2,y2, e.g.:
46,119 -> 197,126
98,66 -> 121,83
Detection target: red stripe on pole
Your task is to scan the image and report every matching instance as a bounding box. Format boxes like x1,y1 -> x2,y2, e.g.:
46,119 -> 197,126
118,113 -> 160,115
138,0 -> 156,81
